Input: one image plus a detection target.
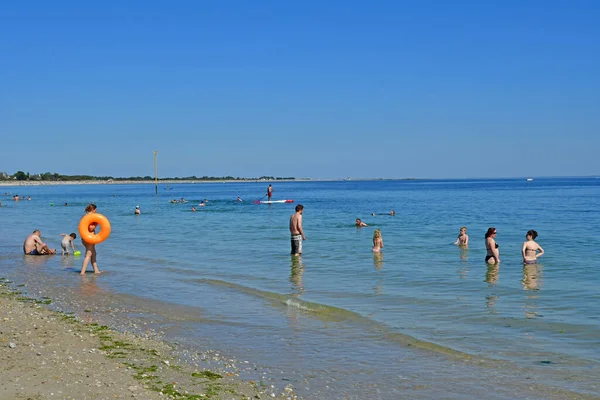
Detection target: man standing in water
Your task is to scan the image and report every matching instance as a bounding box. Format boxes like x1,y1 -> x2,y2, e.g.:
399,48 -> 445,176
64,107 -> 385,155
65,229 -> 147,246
267,184 -> 273,200
289,204 -> 306,256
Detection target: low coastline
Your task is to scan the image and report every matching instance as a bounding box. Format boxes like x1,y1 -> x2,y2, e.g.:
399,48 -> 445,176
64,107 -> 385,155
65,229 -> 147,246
0,278 -> 297,399
0,177 -> 418,187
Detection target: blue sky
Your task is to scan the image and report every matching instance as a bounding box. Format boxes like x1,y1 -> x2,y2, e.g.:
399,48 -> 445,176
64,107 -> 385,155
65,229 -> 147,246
1,0 -> 599,179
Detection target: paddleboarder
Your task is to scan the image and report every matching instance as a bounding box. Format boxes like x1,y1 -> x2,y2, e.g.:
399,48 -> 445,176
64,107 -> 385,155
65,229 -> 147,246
267,184 -> 273,200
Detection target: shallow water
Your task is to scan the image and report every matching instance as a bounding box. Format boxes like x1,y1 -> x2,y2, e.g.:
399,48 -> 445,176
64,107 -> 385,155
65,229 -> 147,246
1,178 -> 599,399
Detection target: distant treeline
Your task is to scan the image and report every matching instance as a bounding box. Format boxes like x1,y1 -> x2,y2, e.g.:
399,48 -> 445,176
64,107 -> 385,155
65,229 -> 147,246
0,171 -> 294,182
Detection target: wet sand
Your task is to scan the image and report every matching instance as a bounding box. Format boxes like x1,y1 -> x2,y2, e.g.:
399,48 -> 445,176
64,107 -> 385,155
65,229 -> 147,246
0,279 -> 297,399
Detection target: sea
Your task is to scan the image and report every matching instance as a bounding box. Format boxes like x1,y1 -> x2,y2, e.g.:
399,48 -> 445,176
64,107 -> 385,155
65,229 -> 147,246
0,178 -> 599,399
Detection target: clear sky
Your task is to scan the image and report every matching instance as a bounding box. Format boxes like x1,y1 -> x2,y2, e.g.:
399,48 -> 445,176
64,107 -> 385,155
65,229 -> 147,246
1,0 -> 599,179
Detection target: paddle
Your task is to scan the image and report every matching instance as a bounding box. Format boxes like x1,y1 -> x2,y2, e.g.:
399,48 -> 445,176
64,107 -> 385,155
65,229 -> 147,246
254,194 -> 267,204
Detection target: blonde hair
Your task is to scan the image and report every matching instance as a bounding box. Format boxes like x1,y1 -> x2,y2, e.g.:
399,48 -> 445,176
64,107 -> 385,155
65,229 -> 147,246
373,229 -> 382,239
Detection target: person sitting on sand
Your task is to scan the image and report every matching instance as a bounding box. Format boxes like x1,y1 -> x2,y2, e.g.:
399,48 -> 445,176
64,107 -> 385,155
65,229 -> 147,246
60,233 -> 77,256
373,229 -> 384,252
356,218 -> 368,227
522,229 -> 544,264
454,226 -> 469,248
23,230 -> 56,255
135,205 -> 141,215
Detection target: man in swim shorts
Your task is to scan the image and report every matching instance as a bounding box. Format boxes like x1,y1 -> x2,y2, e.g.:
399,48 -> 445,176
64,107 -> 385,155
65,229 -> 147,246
267,184 -> 273,200
23,230 -> 56,255
289,204 -> 306,256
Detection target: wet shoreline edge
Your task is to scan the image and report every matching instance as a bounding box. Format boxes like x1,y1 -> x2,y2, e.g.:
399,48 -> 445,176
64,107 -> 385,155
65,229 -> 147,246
0,277 -> 298,399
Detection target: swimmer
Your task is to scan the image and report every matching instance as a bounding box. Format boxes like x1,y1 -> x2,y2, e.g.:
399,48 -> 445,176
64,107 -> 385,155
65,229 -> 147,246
454,226 -> 469,248
23,230 -> 56,255
180,198 -> 187,203
356,218 -> 368,227
522,230 -> 544,264
390,210 -> 395,216
64,202 -> 68,206
27,196 -> 31,200
199,201 -> 205,207
236,197 -> 243,202
135,205 -> 141,215
191,207 -> 196,212
485,227 -> 500,264
80,203 -> 101,274
372,229 -> 384,252
60,232 -> 77,256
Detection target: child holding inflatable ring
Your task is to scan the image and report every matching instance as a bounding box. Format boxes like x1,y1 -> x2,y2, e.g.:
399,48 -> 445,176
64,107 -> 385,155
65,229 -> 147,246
80,203 -> 101,275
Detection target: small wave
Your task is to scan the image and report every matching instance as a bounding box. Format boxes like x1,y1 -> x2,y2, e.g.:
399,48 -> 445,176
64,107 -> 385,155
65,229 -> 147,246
195,278 -> 482,361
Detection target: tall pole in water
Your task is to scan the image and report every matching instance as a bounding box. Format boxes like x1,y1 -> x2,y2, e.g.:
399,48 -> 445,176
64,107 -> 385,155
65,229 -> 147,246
154,151 -> 158,195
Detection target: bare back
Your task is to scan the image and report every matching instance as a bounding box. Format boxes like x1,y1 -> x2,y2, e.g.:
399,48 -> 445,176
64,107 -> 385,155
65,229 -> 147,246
23,234 -> 40,254
289,212 -> 303,236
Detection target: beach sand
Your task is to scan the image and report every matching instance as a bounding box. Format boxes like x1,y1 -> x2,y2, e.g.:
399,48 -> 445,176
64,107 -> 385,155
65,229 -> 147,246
0,280 -> 297,400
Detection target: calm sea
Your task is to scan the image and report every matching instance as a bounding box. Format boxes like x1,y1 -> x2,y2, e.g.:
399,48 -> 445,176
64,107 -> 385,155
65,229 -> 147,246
1,178 -> 599,399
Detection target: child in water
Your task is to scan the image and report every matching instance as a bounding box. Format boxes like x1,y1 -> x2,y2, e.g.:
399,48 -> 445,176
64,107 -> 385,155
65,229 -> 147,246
372,229 -> 384,252
454,226 -> 469,248
60,232 -> 77,256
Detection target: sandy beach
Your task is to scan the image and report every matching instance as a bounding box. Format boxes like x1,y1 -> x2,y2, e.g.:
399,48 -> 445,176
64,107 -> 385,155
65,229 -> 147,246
0,279 -> 297,400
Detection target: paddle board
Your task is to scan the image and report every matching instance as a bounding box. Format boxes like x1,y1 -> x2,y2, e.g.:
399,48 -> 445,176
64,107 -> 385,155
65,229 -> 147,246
254,199 -> 294,204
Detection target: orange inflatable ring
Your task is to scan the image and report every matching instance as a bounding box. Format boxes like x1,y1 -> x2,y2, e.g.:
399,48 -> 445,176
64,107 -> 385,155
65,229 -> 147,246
78,213 -> 111,244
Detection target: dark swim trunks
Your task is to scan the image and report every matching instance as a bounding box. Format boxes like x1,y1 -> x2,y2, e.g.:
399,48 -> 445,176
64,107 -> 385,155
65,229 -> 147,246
26,248 -> 40,255
291,234 -> 302,255
524,259 -> 537,265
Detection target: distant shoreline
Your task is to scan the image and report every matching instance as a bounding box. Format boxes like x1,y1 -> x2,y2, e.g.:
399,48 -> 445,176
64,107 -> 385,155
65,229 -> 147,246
0,178 -> 418,187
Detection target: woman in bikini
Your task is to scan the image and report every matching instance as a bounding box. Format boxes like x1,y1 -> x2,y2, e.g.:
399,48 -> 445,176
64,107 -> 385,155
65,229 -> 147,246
485,227 -> 500,264
372,229 -> 384,252
522,229 -> 544,264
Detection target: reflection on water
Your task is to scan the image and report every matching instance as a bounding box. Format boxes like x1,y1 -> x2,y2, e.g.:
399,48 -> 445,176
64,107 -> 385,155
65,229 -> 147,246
457,249 -> 469,279
522,264 -> 543,319
373,252 -> 384,270
23,254 -> 54,267
290,256 -> 304,295
484,263 -> 499,285
486,295 -> 499,313
372,252 -> 384,294
522,264 -> 543,291
79,275 -> 104,297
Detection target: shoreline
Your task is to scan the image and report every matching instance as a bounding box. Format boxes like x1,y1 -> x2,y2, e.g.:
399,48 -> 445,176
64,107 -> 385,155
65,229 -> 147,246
0,278 -> 297,399
0,178 -> 423,187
